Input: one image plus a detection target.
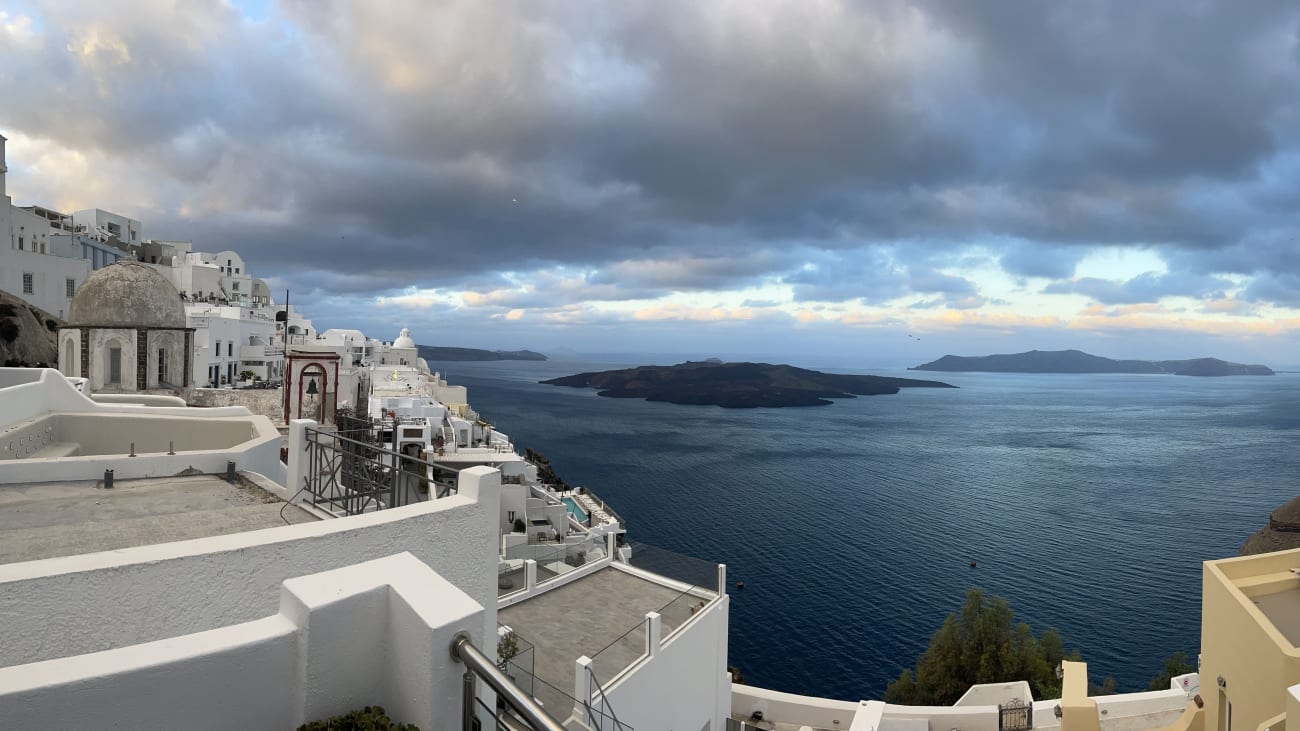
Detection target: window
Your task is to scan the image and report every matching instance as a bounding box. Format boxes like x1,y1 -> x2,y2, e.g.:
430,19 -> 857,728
232,282 -> 240,291
235,267 -> 240,274
39,241 -> 45,254
17,236 -> 23,250
109,346 -> 122,385
215,340 -> 222,356
66,278 -> 75,298
157,348 -> 167,384
228,342 -> 234,357
22,273 -> 33,295
131,231 -> 137,241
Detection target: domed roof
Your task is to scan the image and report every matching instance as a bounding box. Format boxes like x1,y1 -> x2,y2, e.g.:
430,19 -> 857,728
68,261 -> 186,329
393,327 -> 415,348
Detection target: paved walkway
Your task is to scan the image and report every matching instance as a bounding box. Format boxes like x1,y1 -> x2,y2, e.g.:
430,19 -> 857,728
0,474 -> 316,564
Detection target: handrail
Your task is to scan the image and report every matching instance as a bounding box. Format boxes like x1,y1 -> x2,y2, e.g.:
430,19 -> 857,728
450,634 -> 567,731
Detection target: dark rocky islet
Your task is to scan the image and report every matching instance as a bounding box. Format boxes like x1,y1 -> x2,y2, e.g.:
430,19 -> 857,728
911,349 -> 1273,377
541,360 -> 955,408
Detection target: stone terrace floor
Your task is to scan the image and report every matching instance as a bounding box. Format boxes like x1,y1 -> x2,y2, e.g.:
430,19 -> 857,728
0,474 -> 317,564
499,566 -> 716,719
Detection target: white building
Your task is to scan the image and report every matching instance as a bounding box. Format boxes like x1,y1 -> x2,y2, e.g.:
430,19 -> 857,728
0,138 -> 129,318
72,207 -> 142,247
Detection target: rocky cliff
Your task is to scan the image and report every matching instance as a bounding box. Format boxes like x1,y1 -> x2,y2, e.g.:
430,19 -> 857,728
0,290 -> 60,367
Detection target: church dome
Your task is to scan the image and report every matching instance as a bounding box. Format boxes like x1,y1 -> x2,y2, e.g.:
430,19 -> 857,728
393,327 -> 415,348
68,261 -> 186,329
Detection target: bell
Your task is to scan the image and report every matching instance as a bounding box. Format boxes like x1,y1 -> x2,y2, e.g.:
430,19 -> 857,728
305,378 -> 319,395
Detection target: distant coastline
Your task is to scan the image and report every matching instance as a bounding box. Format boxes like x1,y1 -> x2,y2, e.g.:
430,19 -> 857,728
910,349 -> 1274,377
417,345 -> 547,362
542,360 -> 955,408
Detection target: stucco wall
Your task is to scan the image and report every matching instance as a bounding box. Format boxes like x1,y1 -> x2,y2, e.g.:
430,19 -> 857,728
189,386 -> 283,420
605,594 -> 731,731
0,550 -> 486,730
0,467 -> 501,669
1200,553 -> 1300,731
0,411 -> 282,482
882,702 -> 1001,731
0,245 -> 89,320
0,615 -> 299,730
731,683 -> 862,728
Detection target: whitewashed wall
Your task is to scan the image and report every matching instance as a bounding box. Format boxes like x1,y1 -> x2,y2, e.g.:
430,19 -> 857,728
603,591 -> 731,731
0,466 -> 501,669
0,551 -> 485,730
0,246 -> 89,319
731,684 -> 862,729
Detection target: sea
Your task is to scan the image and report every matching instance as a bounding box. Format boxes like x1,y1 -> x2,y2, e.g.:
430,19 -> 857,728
425,356 -> 1300,701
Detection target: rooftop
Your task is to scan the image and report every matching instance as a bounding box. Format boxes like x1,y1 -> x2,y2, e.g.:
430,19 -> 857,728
0,474 -> 316,564
499,566 -> 716,715
1253,588 -> 1300,647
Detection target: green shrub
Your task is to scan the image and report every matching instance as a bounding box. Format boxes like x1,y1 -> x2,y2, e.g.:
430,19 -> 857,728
513,518 -> 526,533
297,705 -> 418,731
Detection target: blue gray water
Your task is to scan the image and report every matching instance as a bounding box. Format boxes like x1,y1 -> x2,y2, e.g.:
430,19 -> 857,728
430,358 -> 1300,700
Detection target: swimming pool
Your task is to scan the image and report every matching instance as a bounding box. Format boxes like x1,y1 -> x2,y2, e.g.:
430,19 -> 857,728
561,496 -> 589,522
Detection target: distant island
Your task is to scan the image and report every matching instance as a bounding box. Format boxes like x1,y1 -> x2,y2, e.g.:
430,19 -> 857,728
541,361 -> 956,408
417,345 -> 547,362
910,349 -> 1274,377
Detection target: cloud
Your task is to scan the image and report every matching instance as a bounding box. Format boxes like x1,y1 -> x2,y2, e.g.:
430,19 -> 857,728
2,0 -> 1300,356
1043,271 -> 1235,305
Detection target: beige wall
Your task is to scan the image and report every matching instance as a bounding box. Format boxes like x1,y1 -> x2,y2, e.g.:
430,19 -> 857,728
188,387 -> 283,421
1200,552 -> 1300,731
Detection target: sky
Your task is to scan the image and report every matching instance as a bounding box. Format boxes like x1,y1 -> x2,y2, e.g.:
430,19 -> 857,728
2,1 -> 1300,367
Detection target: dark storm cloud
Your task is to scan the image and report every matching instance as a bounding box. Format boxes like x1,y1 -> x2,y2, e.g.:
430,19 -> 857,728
2,0 -> 1300,309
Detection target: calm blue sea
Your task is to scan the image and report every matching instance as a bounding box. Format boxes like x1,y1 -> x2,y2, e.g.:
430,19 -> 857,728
428,357 -> 1300,700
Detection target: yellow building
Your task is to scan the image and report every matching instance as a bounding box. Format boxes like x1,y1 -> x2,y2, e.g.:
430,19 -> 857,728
1059,547 -> 1300,731
1199,548 -> 1300,731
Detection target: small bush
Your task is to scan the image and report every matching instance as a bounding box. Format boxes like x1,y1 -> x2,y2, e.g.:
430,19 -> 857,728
513,518 -> 526,533
0,319 -> 19,343
297,705 -> 418,731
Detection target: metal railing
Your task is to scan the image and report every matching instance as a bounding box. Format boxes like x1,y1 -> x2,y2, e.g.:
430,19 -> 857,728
301,424 -> 460,516
451,634 -> 567,731
588,618 -> 649,689
578,488 -> 627,529
586,668 -> 633,731
498,654 -> 632,731
584,543 -> 724,689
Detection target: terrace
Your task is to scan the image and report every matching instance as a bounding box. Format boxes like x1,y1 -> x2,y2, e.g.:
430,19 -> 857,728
0,473 -> 316,564
499,544 -> 724,723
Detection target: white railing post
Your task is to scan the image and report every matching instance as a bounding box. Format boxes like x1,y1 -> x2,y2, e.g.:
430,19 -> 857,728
525,559 -> 538,594
717,563 -> 727,595
575,655 -> 594,708
646,611 -> 662,658
286,418 -> 316,499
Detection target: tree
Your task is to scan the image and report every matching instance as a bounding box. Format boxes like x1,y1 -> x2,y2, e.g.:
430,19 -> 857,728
1147,652 -> 1197,691
884,588 -> 1074,705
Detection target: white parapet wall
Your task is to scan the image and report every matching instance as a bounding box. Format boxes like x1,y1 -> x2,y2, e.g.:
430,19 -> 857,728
0,368 -> 283,482
0,553 -> 486,730
731,683 -> 862,728
881,702 -> 1002,731
600,570 -> 731,731
0,466 -> 502,670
